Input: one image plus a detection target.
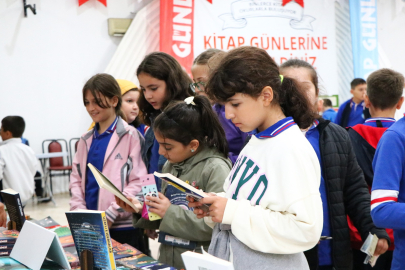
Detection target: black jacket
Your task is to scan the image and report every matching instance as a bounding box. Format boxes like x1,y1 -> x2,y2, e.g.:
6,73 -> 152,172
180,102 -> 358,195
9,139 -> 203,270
306,118 -> 389,270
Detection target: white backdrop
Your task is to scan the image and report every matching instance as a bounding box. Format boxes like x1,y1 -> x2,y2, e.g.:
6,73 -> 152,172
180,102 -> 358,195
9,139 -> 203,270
0,0 -> 141,193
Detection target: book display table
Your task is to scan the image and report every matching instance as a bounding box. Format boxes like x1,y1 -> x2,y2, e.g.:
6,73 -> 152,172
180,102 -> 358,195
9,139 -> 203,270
0,216 -> 177,270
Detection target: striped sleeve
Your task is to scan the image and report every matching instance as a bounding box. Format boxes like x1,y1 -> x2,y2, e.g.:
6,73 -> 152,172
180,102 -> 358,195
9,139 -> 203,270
371,189 -> 399,211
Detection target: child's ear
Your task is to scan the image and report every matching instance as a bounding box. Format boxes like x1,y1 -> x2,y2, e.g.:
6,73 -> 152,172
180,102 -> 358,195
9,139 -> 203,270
189,139 -> 200,152
396,96 -> 404,110
261,86 -> 273,106
364,95 -> 371,108
111,96 -> 119,108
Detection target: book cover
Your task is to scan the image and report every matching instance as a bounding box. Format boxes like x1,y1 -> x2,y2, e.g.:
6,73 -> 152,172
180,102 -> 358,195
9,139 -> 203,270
31,216 -> 60,229
116,254 -> 157,268
49,226 -> 75,248
65,210 -> 116,270
113,243 -> 142,260
0,189 -> 26,231
0,228 -> 19,244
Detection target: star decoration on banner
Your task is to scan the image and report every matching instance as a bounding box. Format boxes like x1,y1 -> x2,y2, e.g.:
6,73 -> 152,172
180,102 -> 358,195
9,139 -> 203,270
79,0 -> 107,7
282,0 -> 304,8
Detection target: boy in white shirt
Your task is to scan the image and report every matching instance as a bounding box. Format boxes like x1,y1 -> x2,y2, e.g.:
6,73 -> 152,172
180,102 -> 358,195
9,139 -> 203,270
0,116 -> 41,204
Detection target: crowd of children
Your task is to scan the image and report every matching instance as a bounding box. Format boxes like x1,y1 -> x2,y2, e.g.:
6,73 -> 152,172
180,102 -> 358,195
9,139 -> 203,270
0,46 -> 404,270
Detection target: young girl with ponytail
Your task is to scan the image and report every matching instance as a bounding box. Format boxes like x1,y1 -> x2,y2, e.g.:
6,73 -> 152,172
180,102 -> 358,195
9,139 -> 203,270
70,73 -> 147,248
189,46 -> 323,270
117,95 -> 232,269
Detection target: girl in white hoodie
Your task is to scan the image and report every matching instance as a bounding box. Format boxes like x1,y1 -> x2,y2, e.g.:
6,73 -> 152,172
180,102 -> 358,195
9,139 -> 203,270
189,46 -> 323,270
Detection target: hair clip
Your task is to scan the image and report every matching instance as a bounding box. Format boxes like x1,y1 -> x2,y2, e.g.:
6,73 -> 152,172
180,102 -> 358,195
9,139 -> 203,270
184,96 -> 196,106
279,75 -> 284,83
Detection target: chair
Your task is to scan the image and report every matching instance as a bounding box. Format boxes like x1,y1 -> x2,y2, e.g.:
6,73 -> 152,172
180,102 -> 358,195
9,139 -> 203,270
42,139 -> 72,193
69,138 -> 80,167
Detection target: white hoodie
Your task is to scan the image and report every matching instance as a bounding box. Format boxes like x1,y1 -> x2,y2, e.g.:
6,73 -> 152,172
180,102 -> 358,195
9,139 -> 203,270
209,118 -> 323,254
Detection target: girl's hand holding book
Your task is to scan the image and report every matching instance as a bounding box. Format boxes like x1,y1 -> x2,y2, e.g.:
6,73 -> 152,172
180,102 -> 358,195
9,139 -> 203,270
115,196 -> 142,213
145,192 -> 171,218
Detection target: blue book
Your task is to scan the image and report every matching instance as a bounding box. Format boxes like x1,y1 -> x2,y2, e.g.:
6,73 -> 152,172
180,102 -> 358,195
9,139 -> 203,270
66,210 -> 116,270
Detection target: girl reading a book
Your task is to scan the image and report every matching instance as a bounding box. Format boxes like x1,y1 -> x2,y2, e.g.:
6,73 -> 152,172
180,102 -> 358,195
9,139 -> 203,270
69,73 -> 147,250
136,52 -> 194,191
117,95 -> 232,269
188,46 -> 323,270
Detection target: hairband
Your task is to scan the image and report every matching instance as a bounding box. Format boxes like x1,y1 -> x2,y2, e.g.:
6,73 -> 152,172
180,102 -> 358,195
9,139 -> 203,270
279,75 -> 284,83
184,96 -> 196,106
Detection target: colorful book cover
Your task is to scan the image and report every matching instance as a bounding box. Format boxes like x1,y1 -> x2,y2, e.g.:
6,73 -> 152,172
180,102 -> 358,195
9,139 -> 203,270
0,189 -> 26,231
113,243 -> 142,260
0,228 -> 19,244
63,246 -> 80,269
50,226 -> 75,248
116,254 -> 157,268
66,210 -> 116,270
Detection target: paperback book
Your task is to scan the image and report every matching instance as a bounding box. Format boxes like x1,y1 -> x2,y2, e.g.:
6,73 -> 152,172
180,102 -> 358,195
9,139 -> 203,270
0,189 -> 26,231
66,210 -> 116,270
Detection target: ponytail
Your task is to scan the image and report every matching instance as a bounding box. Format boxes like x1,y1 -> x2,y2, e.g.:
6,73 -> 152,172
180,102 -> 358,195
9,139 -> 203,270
153,95 -> 229,158
279,77 -> 315,129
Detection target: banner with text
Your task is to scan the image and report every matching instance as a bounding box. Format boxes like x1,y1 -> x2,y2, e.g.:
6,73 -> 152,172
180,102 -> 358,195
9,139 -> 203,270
349,0 -> 378,79
160,0 -> 338,95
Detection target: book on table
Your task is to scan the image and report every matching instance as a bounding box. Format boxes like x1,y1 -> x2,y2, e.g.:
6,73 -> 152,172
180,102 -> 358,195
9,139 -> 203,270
0,189 -> 26,231
65,210 -> 116,270
87,163 -> 142,213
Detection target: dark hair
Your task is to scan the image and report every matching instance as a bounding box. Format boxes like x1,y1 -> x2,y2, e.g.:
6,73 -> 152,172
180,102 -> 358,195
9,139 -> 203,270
206,46 -> 315,129
280,59 -> 319,95
351,78 -> 366,89
193,49 -> 223,65
82,73 -> 125,120
153,95 -> 228,158
1,116 -> 25,137
136,52 -> 194,126
323,98 -> 333,107
367,68 -> 404,110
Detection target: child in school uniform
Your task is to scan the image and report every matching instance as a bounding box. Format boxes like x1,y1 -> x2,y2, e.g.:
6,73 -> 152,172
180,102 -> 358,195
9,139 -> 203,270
347,69 -> 404,270
280,59 -> 389,270
117,95 -> 232,269
189,46 -> 323,270
368,70 -> 405,270
136,52 -> 194,190
191,49 -> 247,164
69,73 -> 146,248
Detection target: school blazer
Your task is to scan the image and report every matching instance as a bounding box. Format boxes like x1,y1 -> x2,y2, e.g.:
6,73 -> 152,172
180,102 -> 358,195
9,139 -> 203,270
69,117 -> 147,228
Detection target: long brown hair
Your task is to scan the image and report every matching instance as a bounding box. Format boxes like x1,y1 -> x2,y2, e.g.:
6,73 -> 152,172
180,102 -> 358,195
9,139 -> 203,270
206,46 -> 314,129
82,73 -> 125,121
136,52 -> 194,126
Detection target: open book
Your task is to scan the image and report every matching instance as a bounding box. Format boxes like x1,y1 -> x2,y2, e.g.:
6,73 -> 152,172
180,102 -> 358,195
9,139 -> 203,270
153,172 -> 210,211
181,248 -> 234,270
88,163 -> 141,213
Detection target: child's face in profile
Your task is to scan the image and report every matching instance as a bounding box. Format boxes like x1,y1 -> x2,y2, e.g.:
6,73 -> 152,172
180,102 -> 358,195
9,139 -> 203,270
155,132 -> 198,164
84,91 -> 117,125
121,90 -> 140,123
138,72 -> 167,110
191,64 -> 213,104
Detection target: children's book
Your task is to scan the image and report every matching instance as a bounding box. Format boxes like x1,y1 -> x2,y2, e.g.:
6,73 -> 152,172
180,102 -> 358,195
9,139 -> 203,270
65,210 -> 116,270
181,248 -> 234,270
49,226 -> 75,248
116,254 -> 158,268
113,243 -> 143,260
0,228 -> 19,244
141,174 -> 161,221
154,172 -> 210,211
0,189 -> 26,231
88,163 -> 142,213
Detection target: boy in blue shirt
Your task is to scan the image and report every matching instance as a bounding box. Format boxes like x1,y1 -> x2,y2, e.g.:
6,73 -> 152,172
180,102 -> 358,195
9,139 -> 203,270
321,99 -> 337,122
371,69 -> 405,270
335,78 -> 369,127
349,69 -> 404,269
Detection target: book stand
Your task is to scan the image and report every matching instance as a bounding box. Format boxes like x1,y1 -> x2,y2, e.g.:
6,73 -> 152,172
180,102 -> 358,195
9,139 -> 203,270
7,221 -> 17,231
80,249 -> 94,270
